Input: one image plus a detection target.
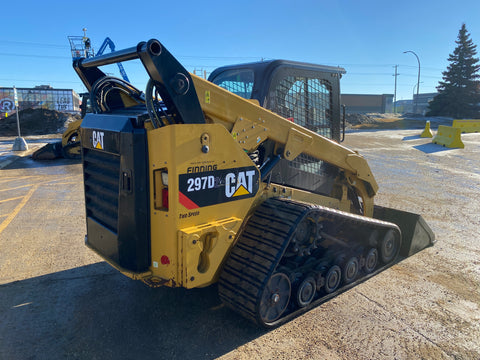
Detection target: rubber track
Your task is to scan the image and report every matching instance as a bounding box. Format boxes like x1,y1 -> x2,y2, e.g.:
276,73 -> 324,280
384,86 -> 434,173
218,198 -> 307,323
218,197 -> 401,327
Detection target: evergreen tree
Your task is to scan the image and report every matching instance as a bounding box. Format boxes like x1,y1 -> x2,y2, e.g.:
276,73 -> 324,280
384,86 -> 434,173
427,24 -> 480,118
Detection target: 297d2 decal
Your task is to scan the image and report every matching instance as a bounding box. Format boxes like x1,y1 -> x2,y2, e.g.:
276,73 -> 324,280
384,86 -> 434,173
186,175 -> 215,192
179,166 -> 259,209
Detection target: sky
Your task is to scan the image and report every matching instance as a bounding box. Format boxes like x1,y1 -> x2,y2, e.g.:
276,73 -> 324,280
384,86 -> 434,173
1,0 -> 480,101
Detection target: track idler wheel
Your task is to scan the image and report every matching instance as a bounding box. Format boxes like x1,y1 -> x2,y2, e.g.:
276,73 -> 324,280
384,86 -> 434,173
380,229 -> 400,264
258,272 -> 291,323
295,276 -> 316,307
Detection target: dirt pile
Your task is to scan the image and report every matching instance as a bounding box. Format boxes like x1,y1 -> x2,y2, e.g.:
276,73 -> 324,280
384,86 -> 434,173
345,113 -> 452,130
345,113 -> 381,126
0,109 -> 81,136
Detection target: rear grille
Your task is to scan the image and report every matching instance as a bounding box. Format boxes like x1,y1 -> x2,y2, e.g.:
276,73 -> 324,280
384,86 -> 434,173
83,148 -> 120,233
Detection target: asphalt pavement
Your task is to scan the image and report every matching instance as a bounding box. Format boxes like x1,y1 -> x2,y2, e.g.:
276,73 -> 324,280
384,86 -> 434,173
1,130 -> 479,360
0,136 -> 60,169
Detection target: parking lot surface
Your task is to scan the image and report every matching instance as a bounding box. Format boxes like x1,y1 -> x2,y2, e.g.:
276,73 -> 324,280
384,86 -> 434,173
0,130 -> 479,359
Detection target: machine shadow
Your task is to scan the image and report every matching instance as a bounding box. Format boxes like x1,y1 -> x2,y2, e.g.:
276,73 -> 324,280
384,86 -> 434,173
402,135 -> 422,141
413,143 -> 456,154
0,263 -> 265,360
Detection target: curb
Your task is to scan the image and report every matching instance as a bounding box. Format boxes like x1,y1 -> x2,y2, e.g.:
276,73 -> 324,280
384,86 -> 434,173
0,146 -> 42,170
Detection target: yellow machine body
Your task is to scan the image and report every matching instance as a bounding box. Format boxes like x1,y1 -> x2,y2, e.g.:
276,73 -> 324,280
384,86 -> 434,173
101,75 -> 378,289
146,122 -> 358,288
75,39 -> 435,326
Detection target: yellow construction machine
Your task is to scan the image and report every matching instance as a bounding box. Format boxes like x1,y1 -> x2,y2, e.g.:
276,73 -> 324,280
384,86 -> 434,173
73,39 -> 434,327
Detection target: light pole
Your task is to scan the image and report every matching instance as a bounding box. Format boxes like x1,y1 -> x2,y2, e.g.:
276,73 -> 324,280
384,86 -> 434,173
412,83 -> 418,113
404,50 -> 421,114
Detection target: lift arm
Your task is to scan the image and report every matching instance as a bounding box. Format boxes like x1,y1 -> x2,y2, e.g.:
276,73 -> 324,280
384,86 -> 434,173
191,75 -> 377,191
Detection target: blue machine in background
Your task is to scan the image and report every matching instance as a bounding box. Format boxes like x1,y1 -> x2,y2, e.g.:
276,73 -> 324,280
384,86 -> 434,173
68,28 -> 130,82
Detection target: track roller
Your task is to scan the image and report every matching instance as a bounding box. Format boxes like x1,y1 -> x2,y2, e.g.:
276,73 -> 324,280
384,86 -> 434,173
295,276 -> 316,307
342,256 -> 359,284
364,248 -> 378,273
324,265 -> 342,293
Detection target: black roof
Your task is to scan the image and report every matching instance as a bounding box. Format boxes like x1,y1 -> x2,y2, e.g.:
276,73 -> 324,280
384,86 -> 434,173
208,59 -> 346,83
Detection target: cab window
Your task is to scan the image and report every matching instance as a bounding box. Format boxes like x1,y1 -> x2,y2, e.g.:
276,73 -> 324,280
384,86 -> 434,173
211,69 -> 254,99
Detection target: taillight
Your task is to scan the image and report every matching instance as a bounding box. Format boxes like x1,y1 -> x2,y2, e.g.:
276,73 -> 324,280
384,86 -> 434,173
154,168 -> 169,211
162,188 -> 169,209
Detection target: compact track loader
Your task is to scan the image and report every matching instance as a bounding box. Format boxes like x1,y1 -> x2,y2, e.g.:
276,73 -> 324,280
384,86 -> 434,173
73,39 -> 435,327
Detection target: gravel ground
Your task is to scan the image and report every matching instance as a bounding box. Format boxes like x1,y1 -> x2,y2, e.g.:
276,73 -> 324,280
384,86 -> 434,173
0,129 -> 479,359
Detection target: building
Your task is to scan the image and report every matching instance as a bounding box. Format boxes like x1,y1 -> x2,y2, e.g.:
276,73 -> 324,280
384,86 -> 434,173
394,99 -> 413,114
413,93 -> 437,115
394,93 -> 438,115
0,86 -> 81,119
341,94 -> 394,114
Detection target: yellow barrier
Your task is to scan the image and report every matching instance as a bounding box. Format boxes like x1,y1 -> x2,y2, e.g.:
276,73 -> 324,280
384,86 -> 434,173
420,121 -> 433,138
432,125 -> 464,149
452,119 -> 480,133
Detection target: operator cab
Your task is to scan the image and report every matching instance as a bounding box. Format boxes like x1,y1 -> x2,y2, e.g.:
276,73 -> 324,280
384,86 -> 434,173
209,60 -> 346,143
210,61 -> 347,200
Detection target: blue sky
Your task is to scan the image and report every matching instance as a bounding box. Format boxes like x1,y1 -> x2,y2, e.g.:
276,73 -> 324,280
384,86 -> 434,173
1,0 -> 480,101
